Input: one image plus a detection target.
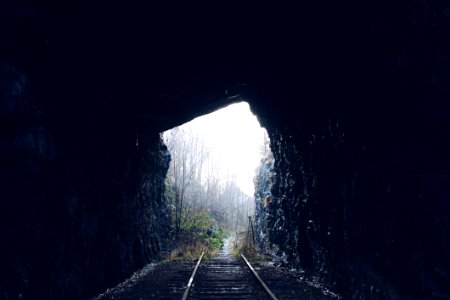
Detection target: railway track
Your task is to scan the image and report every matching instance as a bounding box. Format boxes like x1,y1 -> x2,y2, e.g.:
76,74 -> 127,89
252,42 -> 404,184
94,239 -> 338,299
183,239 -> 278,300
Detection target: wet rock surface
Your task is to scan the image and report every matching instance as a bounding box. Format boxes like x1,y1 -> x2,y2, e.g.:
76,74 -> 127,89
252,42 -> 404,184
253,119 -> 450,299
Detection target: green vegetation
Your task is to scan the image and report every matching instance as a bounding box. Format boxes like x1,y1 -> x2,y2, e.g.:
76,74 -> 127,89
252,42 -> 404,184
168,209 -> 227,260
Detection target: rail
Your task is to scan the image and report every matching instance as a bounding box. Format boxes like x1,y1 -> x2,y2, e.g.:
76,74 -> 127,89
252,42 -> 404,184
241,254 -> 279,300
181,251 -> 204,300
181,251 -> 278,300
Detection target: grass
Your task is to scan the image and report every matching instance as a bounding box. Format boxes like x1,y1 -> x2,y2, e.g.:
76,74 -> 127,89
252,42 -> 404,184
167,240 -> 219,261
232,231 -> 265,261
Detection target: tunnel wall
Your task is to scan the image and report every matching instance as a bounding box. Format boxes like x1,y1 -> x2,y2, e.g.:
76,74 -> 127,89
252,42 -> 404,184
250,37 -> 450,299
0,61 -> 171,299
253,104 -> 450,299
248,2 -> 450,298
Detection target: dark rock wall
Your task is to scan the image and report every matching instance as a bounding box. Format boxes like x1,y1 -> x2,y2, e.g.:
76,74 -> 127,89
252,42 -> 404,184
1,1 -> 450,299
248,2 -> 450,298
253,150 -> 274,252
0,62 -> 171,299
0,60 -> 55,299
253,104 -> 450,299
250,50 -> 450,299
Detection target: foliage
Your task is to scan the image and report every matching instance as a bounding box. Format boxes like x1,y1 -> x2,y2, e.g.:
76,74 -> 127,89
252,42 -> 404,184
168,209 -> 227,260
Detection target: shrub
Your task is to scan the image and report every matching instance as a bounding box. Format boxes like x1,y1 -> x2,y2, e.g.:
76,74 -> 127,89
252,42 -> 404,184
168,209 -> 227,260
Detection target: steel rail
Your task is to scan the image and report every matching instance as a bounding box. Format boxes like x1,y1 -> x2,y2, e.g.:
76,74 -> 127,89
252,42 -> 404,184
241,254 -> 279,300
181,251 -> 205,300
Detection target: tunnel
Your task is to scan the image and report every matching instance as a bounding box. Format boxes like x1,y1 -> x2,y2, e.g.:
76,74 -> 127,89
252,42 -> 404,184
1,1 -> 450,299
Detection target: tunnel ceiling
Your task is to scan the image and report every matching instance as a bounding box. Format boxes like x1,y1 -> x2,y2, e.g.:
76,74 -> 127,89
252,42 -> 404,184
2,1 -> 391,131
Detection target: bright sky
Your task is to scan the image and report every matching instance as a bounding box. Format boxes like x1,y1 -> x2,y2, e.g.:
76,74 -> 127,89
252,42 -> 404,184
170,101 -> 267,196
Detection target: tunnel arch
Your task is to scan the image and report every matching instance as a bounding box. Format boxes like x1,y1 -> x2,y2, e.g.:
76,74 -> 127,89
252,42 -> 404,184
1,2 -> 450,299
2,64 -> 449,299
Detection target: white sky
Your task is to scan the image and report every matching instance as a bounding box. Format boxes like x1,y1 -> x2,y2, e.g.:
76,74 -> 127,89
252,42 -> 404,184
169,101 -> 267,196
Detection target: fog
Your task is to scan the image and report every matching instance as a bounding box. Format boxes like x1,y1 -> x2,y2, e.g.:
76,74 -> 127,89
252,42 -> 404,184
165,101 -> 267,196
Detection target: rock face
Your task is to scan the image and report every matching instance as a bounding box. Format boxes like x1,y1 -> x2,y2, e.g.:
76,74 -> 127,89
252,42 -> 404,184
0,60 -> 171,299
253,148 -> 275,253
253,109 -> 450,299
1,1 -> 450,299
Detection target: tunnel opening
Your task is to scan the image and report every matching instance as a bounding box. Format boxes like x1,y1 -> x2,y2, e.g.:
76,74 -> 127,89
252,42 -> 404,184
161,101 -> 271,258
2,2 -> 450,297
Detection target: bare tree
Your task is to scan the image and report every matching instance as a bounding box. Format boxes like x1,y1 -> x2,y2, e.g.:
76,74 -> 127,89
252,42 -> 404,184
164,123 -> 257,237
164,126 -> 209,238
